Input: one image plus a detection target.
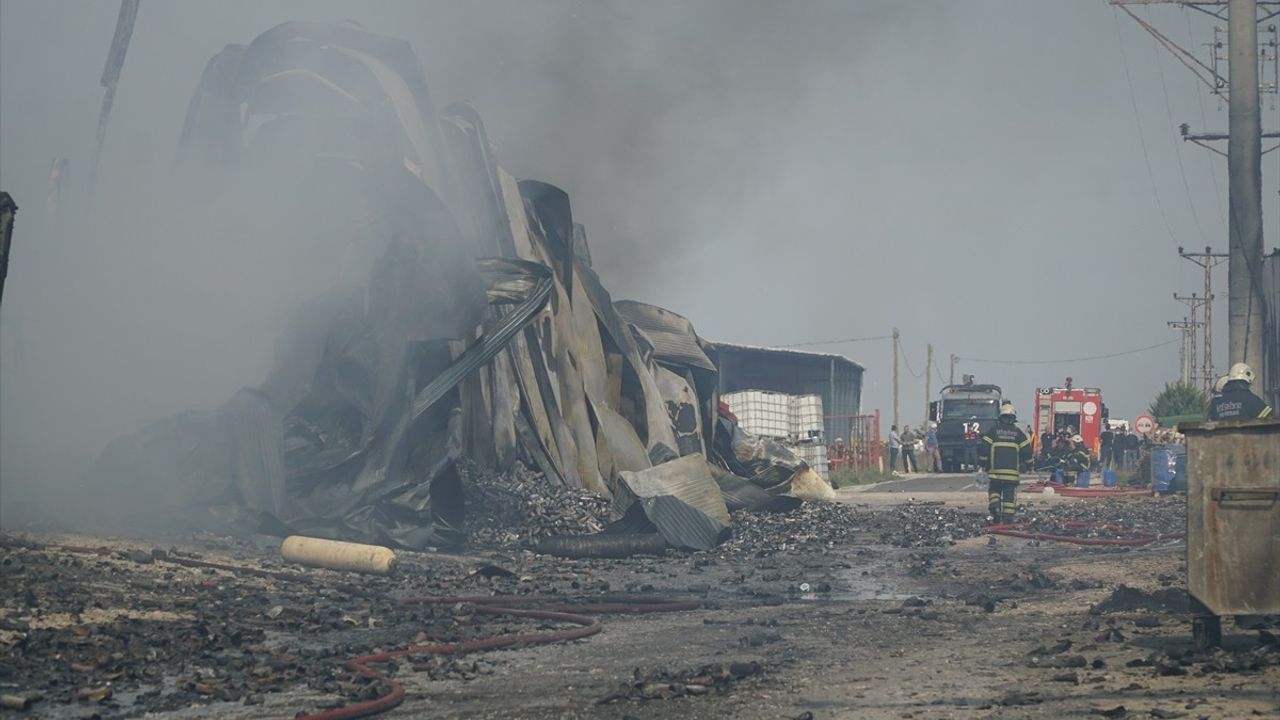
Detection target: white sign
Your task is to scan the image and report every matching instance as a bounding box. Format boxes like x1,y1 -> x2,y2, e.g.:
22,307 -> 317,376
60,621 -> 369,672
1134,414 -> 1156,435
1082,401 -> 1098,416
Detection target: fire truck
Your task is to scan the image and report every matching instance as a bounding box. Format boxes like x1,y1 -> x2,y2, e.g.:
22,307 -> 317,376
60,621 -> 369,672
1032,378 -> 1106,458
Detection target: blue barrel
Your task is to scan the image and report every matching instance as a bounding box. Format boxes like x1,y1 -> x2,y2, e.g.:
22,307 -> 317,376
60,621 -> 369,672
1171,452 -> 1188,493
1075,471 -> 1091,488
1103,469 -> 1117,487
1054,469 -> 1064,484
1151,445 -> 1186,494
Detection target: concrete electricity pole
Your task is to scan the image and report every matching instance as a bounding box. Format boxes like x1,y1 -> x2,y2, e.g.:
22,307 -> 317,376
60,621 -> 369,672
924,344 -> 934,426
1168,317 -> 1203,386
1173,292 -> 1210,387
1227,0 -> 1267,382
1179,247 -> 1227,395
949,353 -> 957,386
892,328 -> 900,430
1114,0 -> 1276,391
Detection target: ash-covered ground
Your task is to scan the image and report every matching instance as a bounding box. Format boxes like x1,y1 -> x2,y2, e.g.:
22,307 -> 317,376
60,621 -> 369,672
2,473 -> 1277,719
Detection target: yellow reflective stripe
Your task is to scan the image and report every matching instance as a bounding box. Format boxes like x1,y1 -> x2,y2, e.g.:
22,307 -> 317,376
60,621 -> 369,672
1261,406 -> 1273,418
982,436 -> 995,445
1018,438 -> 1032,448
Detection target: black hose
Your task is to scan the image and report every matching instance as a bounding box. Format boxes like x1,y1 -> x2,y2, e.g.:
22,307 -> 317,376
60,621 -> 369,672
535,533 -> 668,559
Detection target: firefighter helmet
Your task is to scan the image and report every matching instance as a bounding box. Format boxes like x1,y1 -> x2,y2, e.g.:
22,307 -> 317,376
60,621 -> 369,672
1213,375 -> 1229,394
1072,434 -> 1083,443
1227,362 -> 1255,384
999,402 -> 1016,418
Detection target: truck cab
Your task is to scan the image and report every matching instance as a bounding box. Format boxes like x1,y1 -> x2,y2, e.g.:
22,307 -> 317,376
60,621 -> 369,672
931,381 -> 1002,473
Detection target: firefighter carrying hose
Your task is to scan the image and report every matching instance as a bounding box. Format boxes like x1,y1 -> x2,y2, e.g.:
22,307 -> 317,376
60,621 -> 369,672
1208,363 -> 1273,420
979,402 -> 1033,523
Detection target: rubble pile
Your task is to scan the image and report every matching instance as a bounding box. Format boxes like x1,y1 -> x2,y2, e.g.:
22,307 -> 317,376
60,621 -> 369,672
0,538 -> 620,717
878,502 -> 987,547
91,21 -> 821,552
1020,496 -> 1186,539
722,503 -> 867,556
597,661 -> 764,704
463,463 -> 616,548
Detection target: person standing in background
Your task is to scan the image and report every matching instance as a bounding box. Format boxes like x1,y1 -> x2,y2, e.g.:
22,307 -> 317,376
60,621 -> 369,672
925,422 -> 941,473
1100,425 -> 1115,471
888,425 -> 901,475
900,425 -> 919,473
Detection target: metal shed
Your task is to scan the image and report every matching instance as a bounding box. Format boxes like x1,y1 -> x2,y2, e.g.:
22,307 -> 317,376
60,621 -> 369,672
710,343 -> 864,446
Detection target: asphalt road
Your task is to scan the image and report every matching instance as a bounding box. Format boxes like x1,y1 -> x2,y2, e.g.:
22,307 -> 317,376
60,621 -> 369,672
859,472 -> 984,493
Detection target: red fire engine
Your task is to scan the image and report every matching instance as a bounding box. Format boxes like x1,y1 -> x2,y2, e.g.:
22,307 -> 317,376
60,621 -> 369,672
1032,377 -> 1105,458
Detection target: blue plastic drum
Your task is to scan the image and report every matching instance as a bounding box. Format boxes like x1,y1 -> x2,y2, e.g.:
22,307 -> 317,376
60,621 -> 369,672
1150,444 -> 1186,494
1103,469 -> 1117,487
1075,471 -> 1091,488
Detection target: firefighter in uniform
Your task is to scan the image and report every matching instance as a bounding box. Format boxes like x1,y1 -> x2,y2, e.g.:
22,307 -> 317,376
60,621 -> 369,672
1208,363 -> 1273,420
979,403 -> 1033,523
1065,434 -> 1091,480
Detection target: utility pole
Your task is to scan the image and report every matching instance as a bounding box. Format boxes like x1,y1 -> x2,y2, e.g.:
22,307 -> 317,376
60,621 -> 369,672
1179,247 -> 1228,396
1114,0 -> 1276,392
1174,292 -> 1211,387
1227,0 -> 1267,381
892,328 -> 900,430
924,344 -> 933,425
1168,317 -> 1203,386
949,353 -> 957,385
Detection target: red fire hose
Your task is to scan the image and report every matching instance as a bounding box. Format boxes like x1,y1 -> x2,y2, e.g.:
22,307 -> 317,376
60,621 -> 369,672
983,519 -> 1184,546
1022,481 -> 1152,498
294,594 -> 701,720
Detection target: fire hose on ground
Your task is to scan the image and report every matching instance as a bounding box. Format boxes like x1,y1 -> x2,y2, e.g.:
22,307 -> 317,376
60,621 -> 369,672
295,594 -> 701,720
25,539 -> 699,720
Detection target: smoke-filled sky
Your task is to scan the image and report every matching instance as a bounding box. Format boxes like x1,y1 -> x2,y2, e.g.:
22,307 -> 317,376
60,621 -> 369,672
2,1 -> 1278,506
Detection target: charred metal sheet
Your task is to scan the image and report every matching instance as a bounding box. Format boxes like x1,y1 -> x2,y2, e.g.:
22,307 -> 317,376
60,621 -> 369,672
708,463 -> 803,514
1181,418 -> 1280,616
571,253 -> 679,455
619,455 -> 731,551
0,193 -> 16,307
615,301 -> 716,372
655,365 -> 704,457
410,261 -> 553,423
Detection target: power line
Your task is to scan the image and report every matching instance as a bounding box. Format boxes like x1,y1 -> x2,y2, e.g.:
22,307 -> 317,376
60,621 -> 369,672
1114,7 -> 1180,245
958,338 -> 1178,366
1148,5 -> 1208,245
777,334 -> 892,348
898,344 -> 922,378
1183,6 -> 1228,230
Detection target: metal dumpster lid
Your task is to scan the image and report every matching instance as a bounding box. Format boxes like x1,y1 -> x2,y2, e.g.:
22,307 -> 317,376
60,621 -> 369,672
1178,418 -> 1280,434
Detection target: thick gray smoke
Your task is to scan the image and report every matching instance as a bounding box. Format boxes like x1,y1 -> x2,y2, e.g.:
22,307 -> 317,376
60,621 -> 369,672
1,1 -> 1277,527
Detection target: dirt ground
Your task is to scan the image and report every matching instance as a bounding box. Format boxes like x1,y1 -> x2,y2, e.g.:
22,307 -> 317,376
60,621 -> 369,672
2,486 -> 1277,720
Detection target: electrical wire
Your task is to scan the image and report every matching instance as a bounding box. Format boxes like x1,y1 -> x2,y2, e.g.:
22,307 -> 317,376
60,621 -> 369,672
1114,7 -> 1181,245
898,344 -> 922,378
778,334 -> 892,348
1148,5 -> 1208,245
1183,7 -> 1229,230
959,338 -> 1179,366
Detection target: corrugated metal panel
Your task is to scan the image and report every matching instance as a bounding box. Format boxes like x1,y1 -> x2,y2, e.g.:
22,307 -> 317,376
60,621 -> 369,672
615,300 -> 716,371
619,455 -> 731,551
